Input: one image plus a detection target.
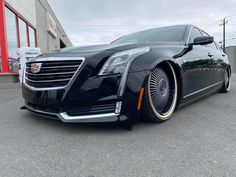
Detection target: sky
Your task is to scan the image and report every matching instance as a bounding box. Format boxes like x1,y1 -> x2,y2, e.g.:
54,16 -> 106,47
48,0 -> 236,47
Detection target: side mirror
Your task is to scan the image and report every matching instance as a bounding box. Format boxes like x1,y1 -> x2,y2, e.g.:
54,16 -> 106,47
190,36 -> 214,46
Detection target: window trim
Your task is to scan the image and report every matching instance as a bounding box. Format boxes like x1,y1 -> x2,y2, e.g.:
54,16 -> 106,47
200,30 -> 218,50
5,7 -> 18,59
187,27 -> 217,49
18,17 -> 29,47
5,2 -> 37,48
186,27 -> 203,44
186,26 -> 194,44
0,2 -> 38,73
28,26 -> 37,48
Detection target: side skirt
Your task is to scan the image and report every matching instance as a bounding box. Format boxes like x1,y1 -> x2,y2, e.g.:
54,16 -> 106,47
177,83 -> 222,110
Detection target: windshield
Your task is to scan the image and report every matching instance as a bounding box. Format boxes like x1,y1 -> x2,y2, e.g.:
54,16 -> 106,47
113,26 -> 187,44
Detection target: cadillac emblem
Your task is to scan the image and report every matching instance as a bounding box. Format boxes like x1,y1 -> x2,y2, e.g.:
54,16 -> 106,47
31,63 -> 42,74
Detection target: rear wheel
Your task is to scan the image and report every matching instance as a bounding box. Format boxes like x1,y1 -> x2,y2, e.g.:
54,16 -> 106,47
220,68 -> 231,93
142,62 -> 178,122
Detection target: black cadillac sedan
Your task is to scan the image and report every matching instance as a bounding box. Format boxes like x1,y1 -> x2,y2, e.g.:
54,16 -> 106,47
22,25 -> 231,126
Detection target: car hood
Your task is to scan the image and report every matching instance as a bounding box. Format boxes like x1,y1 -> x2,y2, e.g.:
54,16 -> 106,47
60,42 -> 183,54
28,42 -> 185,63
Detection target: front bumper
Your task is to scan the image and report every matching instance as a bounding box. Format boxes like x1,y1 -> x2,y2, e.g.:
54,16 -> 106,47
23,103 -> 122,123
22,70 -> 149,123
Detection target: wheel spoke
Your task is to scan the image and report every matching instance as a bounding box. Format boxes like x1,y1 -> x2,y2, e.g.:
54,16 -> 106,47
148,63 -> 178,120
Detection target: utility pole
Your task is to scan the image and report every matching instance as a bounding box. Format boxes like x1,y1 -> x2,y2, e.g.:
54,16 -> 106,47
219,18 -> 228,52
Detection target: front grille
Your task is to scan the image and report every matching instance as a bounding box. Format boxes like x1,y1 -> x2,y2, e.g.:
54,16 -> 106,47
65,103 -> 116,116
24,59 -> 84,89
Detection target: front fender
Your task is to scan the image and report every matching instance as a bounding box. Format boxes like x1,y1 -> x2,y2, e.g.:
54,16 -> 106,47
129,46 -> 186,72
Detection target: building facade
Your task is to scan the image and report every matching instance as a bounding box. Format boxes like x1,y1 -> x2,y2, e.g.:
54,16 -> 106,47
35,0 -> 72,54
0,0 -> 72,81
226,46 -> 236,73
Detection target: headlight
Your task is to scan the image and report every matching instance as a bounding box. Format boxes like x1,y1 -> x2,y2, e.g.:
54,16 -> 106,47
98,47 -> 150,76
98,47 -> 150,96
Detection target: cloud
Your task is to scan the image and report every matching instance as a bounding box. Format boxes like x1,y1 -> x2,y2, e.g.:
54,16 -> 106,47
48,0 -> 236,46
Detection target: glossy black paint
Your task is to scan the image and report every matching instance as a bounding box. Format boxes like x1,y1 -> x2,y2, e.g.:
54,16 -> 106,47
22,25 -> 230,124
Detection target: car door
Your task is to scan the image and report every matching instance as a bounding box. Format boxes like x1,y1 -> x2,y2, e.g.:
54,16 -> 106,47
201,31 -> 225,84
181,27 -> 214,98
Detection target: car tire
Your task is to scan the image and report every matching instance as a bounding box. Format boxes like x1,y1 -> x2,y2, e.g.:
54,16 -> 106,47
142,62 -> 178,123
220,68 -> 231,93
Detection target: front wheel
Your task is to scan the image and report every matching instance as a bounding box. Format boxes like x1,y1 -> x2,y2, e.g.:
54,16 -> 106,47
142,62 -> 178,123
220,68 -> 231,93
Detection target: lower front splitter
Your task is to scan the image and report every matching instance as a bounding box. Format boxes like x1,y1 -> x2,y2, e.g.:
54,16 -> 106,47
22,105 -> 120,123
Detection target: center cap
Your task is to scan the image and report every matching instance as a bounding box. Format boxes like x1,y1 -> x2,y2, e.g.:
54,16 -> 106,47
159,79 -> 168,96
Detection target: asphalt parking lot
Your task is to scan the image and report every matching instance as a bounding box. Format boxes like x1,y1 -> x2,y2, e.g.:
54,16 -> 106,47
0,76 -> 236,177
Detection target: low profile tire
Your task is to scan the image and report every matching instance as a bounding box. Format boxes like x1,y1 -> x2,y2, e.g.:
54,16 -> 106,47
220,68 -> 231,93
142,62 -> 178,123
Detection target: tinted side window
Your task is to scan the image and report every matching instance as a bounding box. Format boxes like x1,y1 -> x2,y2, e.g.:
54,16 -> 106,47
201,30 -> 217,50
189,28 -> 202,43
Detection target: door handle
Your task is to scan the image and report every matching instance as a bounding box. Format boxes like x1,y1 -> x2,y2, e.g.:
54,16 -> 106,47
208,53 -> 214,58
